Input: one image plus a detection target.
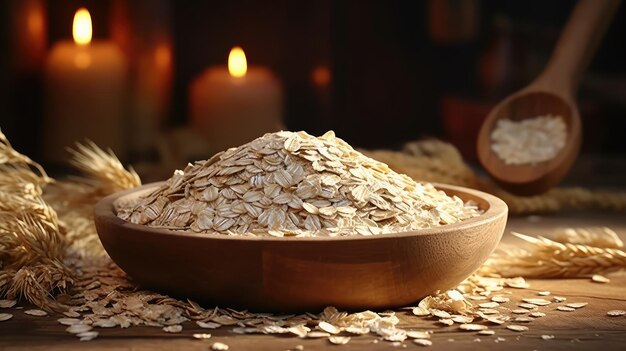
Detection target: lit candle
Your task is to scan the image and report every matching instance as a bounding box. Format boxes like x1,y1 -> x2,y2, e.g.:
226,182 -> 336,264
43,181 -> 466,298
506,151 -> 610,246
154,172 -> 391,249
43,8 -> 128,164
189,47 -> 283,153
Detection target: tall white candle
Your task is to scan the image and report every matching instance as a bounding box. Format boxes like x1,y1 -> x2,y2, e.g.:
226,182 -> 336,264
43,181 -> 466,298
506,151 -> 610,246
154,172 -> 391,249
189,47 -> 283,153
44,8 -> 127,163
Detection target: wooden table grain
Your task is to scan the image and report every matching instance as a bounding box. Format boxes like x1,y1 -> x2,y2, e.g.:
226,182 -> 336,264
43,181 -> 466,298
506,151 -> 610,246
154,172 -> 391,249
1,212 -> 625,351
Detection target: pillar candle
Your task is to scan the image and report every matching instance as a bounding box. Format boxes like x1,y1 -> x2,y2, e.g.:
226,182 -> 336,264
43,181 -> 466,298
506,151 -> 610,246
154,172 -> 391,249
189,47 -> 283,153
44,8 -> 127,164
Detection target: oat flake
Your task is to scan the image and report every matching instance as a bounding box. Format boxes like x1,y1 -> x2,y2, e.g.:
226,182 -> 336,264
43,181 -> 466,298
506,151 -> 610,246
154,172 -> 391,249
117,131 -> 481,237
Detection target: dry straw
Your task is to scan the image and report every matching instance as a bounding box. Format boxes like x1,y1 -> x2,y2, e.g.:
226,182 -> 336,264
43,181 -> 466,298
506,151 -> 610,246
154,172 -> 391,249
365,140 -> 626,214
0,129 -> 72,310
45,141 -> 141,257
483,227 -> 626,278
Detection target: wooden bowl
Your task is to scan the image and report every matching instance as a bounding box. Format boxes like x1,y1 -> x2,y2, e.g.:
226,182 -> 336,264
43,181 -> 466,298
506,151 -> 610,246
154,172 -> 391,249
94,182 -> 507,312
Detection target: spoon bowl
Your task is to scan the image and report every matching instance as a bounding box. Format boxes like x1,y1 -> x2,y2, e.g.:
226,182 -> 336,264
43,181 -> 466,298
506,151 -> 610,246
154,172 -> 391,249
477,0 -> 620,195
477,91 -> 581,195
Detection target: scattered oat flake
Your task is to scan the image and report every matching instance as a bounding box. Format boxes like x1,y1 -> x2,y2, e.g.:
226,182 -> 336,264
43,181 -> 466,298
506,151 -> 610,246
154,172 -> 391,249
345,327 -> 370,335
66,324 -> 92,334
77,331 -> 99,341
512,309 -> 529,314
307,331 -> 331,338
607,310 -> 626,317
541,335 -> 555,340
566,302 -> 588,309
592,275 -> 610,283
506,277 -> 530,289
318,321 -> 340,334
530,312 -> 546,318
557,306 -> 575,312
474,338 -> 481,342
193,333 -> 212,339
406,331 -> 430,339
413,339 -> 433,347
163,325 -> 183,333
491,296 -> 509,303
506,325 -> 529,332
522,298 -> 551,306
380,330 -> 407,342
479,302 -> 499,309
553,296 -> 567,303
438,319 -> 454,326
232,327 -> 259,334
514,317 -> 532,323
478,330 -> 495,336
294,346 -> 304,351
328,336 -> 351,345
212,315 -> 238,325
211,342 -> 229,351
468,295 -> 488,301
287,325 -> 310,338
538,291 -> 551,296
451,315 -> 473,324
0,313 -> 13,322
482,316 -> 508,325
63,310 -> 81,318
412,307 -> 430,316
24,309 -> 47,316
479,309 -> 499,315
93,319 -> 117,328
0,300 -> 17,308
197,321 -> 221,329
459,324 -> 488,331
518,303 -> 538,309
431,309 -> 451,319
57,318 -> 81,326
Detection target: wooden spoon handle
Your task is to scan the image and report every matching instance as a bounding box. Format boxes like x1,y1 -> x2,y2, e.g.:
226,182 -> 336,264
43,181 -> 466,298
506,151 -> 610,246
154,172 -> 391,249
533,0 -> 621,95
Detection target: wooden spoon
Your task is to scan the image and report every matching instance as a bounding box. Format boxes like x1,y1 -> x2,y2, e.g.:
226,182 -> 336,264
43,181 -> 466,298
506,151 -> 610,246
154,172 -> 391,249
477,0 -> 621,196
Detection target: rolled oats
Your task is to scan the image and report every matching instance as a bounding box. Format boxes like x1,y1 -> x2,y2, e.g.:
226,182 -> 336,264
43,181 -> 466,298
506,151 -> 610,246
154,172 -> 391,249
118,131 -> 481,237
0,313 -> 13,322
491,115 -> 566,165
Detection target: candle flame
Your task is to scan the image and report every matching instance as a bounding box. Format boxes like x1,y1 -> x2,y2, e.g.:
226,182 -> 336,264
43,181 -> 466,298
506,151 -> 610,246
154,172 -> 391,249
73,8 -> 92,45
228,46 -> 247,78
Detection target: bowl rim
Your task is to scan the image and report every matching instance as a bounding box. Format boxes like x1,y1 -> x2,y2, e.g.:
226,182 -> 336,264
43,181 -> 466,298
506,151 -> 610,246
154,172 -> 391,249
95,182 -> 508,243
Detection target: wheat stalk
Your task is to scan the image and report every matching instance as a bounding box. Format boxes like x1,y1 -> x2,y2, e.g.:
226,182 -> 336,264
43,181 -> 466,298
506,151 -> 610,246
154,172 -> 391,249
67,140 -> 140,194
552,227 -> 623,249
484,230 -> 626,278
0,129 -> 72,311
45,142 -> 141,257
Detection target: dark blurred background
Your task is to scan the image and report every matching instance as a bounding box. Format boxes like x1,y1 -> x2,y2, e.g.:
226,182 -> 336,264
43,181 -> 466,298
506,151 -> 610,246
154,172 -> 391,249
1,0 -> 625,178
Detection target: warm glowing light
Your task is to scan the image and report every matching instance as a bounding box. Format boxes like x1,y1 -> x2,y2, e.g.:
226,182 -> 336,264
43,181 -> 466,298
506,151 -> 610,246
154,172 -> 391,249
27,5 -> 44,37
155,43 -> 172,69
73,8 -> 92,45
228,46 -> 247,78
311,66 -> 331,87
74,52 -> 91,69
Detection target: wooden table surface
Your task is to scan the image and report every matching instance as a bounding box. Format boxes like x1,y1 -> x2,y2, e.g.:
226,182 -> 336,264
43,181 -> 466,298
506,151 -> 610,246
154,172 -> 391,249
1,212 -> 625,351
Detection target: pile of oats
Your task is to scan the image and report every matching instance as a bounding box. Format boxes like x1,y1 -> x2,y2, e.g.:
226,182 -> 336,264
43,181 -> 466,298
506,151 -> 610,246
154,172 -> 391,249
491,115 -> 567,165
118,131 -> 481,237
